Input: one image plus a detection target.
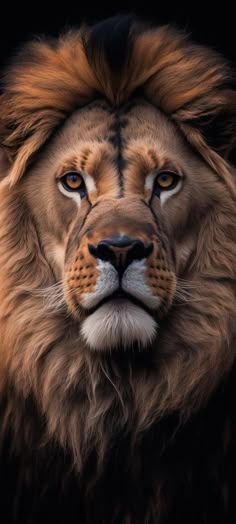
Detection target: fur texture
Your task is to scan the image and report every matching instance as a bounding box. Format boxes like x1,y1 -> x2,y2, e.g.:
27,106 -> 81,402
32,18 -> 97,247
0,15 -> 236,524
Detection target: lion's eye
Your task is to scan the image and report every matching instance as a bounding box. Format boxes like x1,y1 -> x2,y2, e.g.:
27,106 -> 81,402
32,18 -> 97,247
60,172 -> 87,197
154,172 -> 180,194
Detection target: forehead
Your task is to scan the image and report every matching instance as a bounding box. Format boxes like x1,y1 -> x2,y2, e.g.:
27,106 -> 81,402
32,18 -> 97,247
45,98 -> 192,173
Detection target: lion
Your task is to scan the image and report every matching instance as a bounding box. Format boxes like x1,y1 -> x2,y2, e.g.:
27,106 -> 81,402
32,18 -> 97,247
0,15 -> 236,524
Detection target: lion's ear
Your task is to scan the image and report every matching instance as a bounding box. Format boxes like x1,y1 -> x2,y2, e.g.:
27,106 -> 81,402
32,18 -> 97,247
0,146 -> 12,180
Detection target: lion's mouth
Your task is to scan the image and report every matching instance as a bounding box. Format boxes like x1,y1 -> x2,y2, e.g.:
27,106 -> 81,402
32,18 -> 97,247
81,288 -> 158,351
86,289 -> 153,316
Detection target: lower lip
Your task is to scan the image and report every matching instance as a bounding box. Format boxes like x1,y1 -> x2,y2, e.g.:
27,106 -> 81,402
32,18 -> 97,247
86,294 -> 152,316
108,297 -> 128,304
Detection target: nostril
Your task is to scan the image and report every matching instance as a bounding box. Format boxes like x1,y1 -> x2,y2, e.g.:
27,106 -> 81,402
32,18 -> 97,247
128,241 -> 153,263
88,243 -> 98,257
88,242 -> 115,262
96,241 -> 114,261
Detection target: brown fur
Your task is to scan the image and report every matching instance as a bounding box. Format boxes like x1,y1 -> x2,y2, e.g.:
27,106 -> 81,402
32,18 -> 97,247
0,17 -> 236,524
1,21 -> 236,189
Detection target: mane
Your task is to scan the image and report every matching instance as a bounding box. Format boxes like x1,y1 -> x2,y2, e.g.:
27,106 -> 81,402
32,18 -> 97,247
1,19 -> 236,522
0,16 -> 236,190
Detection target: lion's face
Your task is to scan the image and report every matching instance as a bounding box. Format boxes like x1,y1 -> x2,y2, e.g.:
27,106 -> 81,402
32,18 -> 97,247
23,99 -> 219,352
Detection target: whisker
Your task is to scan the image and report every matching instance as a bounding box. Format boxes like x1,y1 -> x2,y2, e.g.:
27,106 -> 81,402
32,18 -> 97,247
174,279 -> 204,306
176,279 -> 200,289
173,298 -> 204,306
30,281 -> 68,313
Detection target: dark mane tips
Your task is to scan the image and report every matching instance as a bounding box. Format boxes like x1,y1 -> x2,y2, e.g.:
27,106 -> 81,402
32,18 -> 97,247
84,15 -> 134,71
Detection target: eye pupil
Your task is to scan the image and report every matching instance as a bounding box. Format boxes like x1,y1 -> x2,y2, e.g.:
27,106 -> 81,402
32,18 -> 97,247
68,174 -> 79,183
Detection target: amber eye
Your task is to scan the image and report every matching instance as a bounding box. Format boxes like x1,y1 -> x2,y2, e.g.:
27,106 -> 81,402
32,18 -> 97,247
154,171 -> 180,195
60,172 -> 87,197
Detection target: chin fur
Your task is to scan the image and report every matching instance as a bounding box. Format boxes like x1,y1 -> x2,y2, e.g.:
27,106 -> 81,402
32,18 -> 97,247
81,300 -> 157,351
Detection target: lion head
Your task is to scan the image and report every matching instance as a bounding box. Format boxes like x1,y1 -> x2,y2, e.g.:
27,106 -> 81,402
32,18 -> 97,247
0,16 -> 236,467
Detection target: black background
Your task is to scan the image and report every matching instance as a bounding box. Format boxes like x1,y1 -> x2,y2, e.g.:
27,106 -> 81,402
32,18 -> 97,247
0,5 -> 235,71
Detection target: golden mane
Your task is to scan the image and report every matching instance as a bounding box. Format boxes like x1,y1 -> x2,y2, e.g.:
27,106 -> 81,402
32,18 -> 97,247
0,17 -> 236,189
1,17 -> 236,523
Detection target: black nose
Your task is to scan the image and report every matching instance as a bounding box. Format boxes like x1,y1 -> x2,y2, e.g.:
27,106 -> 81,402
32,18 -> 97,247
88,235 -> 153,272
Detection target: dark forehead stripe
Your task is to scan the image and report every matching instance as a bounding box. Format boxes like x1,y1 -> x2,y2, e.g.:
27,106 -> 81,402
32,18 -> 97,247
108,112 -> 128,196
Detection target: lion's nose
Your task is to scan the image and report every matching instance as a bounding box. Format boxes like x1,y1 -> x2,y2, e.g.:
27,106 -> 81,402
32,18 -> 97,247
88,235 -> 153,272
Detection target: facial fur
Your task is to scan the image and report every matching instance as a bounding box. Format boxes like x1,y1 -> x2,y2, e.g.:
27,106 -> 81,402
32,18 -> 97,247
0,19 -> 236,475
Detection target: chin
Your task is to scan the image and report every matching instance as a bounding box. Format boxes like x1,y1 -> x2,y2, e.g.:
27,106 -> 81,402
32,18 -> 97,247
81,300 -> 157,351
